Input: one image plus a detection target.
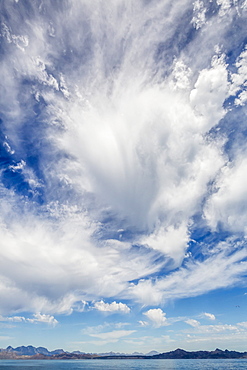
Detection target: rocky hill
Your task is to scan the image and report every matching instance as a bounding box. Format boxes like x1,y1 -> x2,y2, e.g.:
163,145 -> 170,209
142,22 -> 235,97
150,348 -> 247,359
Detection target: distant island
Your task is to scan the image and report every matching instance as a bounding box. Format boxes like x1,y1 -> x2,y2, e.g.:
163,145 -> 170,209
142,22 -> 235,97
1,346 -> 247,360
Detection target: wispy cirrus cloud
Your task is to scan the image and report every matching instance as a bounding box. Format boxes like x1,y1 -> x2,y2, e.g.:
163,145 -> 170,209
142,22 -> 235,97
128,239 -> 247,305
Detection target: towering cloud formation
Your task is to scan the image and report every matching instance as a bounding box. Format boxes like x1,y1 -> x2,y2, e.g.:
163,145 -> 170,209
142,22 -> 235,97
0,0 -> 247,316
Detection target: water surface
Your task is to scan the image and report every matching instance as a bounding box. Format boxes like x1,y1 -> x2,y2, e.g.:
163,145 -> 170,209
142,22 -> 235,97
0,359 -> 247,370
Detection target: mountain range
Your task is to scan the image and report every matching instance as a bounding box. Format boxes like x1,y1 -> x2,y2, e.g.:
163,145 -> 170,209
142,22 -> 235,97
0,346 -> 247,360
3,345 -> 64,356
0,346 -> 159,358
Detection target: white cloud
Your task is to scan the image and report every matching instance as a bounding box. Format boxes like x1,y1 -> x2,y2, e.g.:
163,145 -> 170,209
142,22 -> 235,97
128,240 -> 247,305
138,320 -> 149,327
94,301 -> 130,314
237,322 -> 247,329
82,322 -> 131,337
169,59 -> 192,90
190,53 -> 228,132
27,313 -> 58,326
143,308 -> 168,328
192,0 -> 207,29
0,0 -> 246,319
0,313 -> 58,326
114,322 -> 130,329
203,312 -> 216,321
186,323 -> 238,334
217,0 -> 231,14
141,222 -> 190,269
181,320 -> 247,350
185,319 -> 200,327
89,330 -> 136,340
205,157 -> 247,234
1,22 -> 29,51
229,47 -> 247,104
0,315 -> 25,323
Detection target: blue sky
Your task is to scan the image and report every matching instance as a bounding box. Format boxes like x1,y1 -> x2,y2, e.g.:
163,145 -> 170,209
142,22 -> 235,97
0,0 -> 247,354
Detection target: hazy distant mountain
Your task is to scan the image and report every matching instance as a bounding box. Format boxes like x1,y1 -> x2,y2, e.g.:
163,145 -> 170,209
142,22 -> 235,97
2,345 -> 65,356
98,351 -> 127,356
1,346 -> 158,357
98,350 -> 160,356
146,350 -> 160,356
131,351 -> 144,356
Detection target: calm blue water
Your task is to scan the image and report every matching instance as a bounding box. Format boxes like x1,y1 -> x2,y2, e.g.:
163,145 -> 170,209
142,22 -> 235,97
0,359 -> 247,370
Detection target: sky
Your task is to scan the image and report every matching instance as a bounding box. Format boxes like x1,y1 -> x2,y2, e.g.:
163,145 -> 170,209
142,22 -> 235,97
0,0 -> 247,355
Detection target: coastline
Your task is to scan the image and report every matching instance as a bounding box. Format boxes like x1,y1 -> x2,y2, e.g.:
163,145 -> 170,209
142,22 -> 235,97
1,347 -> 247,360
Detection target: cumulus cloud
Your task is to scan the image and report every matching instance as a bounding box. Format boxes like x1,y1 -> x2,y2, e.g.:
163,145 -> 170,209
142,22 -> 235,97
143,308 -> 168,328
94,301 -> 130,314
27,313 -> 58,326
0,313 -> 58,326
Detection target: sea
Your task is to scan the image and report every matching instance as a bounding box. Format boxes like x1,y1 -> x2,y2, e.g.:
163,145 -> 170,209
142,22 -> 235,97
0,359 -> 247,370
